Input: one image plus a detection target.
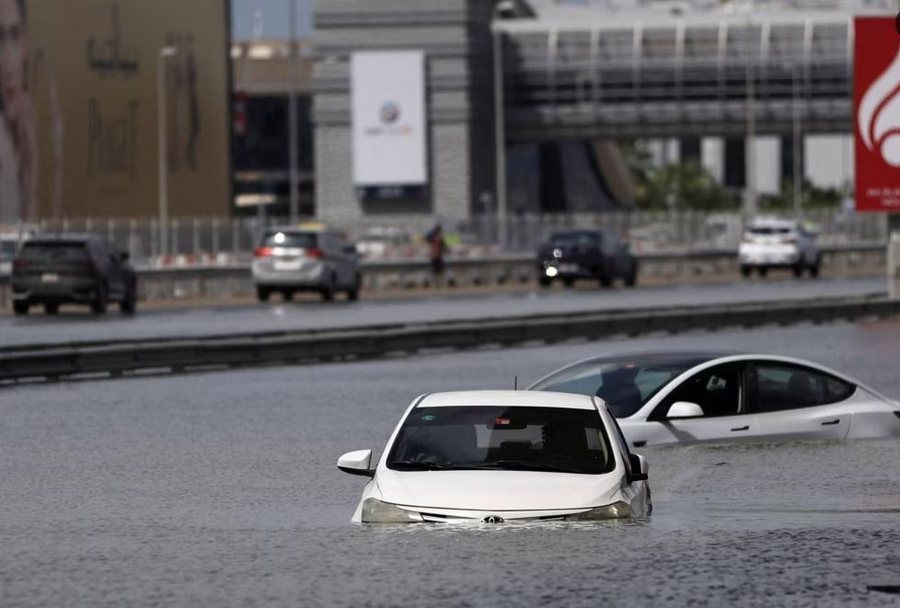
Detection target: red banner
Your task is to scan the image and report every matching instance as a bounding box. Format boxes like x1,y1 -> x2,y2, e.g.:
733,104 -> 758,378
855,17 -> 900,212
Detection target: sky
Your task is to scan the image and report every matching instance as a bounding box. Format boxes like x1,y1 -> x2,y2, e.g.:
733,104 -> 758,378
231,0 -> 312,40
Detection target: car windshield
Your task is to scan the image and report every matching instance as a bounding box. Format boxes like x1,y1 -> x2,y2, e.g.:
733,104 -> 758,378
386,406 -> 615,475
262,231 -> 317,249
549,232 -> 599,247
529,355 -> 718,417
18,243 -> 90,262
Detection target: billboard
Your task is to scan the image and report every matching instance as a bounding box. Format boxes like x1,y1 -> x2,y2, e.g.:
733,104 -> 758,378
0,0 -> 230,225
855,16 -> 900,212
351,51 -> 427,201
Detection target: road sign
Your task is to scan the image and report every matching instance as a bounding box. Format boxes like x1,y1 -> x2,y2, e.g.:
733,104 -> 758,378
855,16 -> 900,212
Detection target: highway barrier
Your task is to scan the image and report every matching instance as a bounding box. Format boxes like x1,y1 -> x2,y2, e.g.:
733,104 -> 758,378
136,243 -> 886,301
1,294 -> 898,384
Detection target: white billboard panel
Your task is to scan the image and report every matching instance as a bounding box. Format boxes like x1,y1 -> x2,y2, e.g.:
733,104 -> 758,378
351,51 -> 428,199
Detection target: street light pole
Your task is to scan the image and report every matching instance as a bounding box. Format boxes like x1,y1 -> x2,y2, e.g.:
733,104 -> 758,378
158,46 -> 178,258
492,19 -> 508,248
744,12 -> 757,218
288,0 -> 300,223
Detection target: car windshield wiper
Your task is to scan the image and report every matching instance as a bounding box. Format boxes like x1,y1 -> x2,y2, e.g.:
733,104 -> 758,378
467,460 -> 583,474
389,460 -> 457,471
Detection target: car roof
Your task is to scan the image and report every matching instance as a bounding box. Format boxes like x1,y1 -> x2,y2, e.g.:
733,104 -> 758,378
549,229 -> 602,239
418,390 -> 597,410
747,217 -> 799,228
266,223 -> 328,234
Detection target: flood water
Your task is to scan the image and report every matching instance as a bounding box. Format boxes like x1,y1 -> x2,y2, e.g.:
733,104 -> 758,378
1,320 -> 900,606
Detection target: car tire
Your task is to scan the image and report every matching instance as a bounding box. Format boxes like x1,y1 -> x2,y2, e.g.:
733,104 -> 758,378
538,276 -> 552,288
91,284 -> 108,314
599,275 -> 613,288
44,302 -> 59,315
347,274 -> 362,301
793,263 -> 803,278
282,290 -> 294,302
562,277 -> 575,288
320,275 -> 336,301
13,300 -> 29,315
740,265 -> 752,278
624,265 -> 638,287
120,281 -> 137,315
756,267 -> 768,278
256,287 -> 271,303
809,258 -> 821,278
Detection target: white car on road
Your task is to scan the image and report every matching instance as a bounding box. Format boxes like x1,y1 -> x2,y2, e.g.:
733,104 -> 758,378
738,217 -> 821,278
529,352 -> 900,448
336,390 -> 652,523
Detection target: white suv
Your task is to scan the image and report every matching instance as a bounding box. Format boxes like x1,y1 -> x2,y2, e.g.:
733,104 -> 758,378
738,218 -> 821,278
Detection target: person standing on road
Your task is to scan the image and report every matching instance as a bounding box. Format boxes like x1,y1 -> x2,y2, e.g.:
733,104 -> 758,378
426,224 -> 447,286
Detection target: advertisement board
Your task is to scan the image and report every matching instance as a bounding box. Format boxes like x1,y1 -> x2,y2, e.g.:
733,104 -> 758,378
0,0 -> 230,225
855,16 -> 900,212
351,51 -> 427,201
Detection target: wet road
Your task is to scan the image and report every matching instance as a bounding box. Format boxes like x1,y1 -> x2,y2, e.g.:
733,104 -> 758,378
2,320 -> 899,606
0,275 -> 885,348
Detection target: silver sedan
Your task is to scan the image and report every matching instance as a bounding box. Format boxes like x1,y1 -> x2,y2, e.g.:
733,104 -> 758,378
528,352 -> 900,447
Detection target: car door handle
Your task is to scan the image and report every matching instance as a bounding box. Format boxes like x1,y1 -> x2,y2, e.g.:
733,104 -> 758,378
730,426 -> 750,432
821,419 -> 841,426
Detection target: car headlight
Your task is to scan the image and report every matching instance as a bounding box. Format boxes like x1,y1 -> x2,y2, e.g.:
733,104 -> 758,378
566,501 -> 632,521
361,498 -> 423,523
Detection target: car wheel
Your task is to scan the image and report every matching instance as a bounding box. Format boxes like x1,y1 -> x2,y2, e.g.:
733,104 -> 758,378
256,287 -> 271,303
756,267 -> 768,278
624,265 -> 638,287
282,290 -> 294,302
320,275 -> 336,301
809,259 -> 821,278
740,265 -> 752,278
347,274 -> 362,301
562,277 -> 575,288
13,300 -> 29,315
120,281 -> 137,315
538,276 -> 552,288
599,275 -> 613,288
91,284 -> 108,314
793,263 -> 803,278
44,302 -> 59,315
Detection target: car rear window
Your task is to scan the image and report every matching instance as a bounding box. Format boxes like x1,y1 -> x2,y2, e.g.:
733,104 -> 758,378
19,243 -> 90,262
748,227 -> 793,235
262,231 -> 317,249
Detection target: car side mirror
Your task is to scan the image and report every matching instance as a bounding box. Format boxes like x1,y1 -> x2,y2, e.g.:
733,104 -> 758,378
337,449 -> 374,478
666,401 -> 704,419
628,453 -> 648,482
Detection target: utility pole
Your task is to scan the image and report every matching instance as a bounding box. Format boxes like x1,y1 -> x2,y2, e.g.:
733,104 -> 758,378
288,0 -> 300,223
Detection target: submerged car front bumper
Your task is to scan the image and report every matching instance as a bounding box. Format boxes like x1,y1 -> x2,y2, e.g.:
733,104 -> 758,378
359,498 -> 635,523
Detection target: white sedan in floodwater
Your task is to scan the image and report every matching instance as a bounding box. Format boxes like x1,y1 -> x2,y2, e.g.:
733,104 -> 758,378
528,352 -> 900,448
336,390 -> 652,523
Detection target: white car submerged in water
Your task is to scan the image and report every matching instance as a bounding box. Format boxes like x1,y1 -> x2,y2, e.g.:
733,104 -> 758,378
336,390 -> 652,523
529,352 -> 900,448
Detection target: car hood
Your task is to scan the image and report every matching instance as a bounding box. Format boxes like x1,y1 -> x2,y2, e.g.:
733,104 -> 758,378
375,468 -> 623,512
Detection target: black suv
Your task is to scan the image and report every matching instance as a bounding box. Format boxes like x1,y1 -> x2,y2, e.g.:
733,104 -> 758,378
536,229 -> 638,288
10,234 -> 137,315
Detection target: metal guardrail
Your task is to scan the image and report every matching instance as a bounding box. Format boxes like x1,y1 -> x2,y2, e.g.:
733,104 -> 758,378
1,294 -> 898,384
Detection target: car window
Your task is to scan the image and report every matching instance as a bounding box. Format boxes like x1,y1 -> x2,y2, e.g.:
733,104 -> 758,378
18,243 -> 90,263
262,231 -> 317,249
550,232 -> 599,247
653,363 -> 743,419
386,406 -> 615,475
748,363 -> 855,413
602,233 -> 619,255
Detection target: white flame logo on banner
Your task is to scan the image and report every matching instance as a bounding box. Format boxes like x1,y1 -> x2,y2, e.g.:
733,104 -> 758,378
859,46 -> 900,167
